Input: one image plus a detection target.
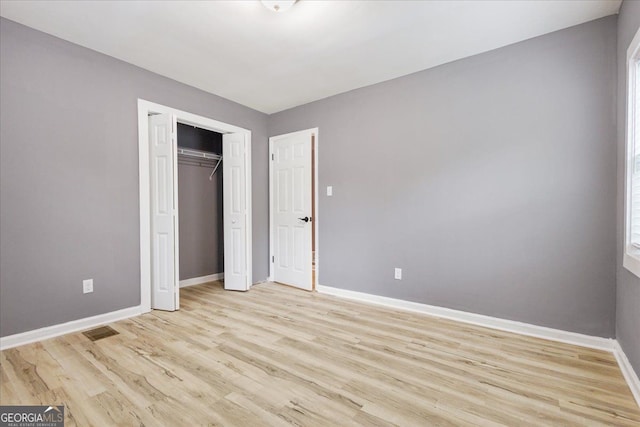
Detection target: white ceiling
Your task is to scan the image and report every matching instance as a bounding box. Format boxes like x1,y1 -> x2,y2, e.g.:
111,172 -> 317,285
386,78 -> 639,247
0,0 -> 621,114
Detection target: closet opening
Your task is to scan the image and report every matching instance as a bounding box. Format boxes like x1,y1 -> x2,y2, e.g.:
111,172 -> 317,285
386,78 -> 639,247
139,99 -> 252,313
176,124 -> 225,290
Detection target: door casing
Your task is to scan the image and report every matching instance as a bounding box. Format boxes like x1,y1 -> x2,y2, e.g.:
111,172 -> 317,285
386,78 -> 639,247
138,99 -> 253,312
268,128 -> 319,289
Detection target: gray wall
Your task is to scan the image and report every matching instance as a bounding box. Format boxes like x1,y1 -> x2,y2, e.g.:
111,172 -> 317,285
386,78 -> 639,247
177,163 -> 223,280
616,0 -> 640,374
0,13 -> 627,343
270,16 -> 618,338
0,18 -> 269,337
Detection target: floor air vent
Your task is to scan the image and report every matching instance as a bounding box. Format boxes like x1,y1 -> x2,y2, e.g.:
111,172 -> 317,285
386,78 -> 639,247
83,326 -> 119,341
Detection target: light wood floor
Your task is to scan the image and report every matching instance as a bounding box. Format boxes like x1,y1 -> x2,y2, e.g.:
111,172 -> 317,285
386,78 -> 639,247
1,281 -> 639,426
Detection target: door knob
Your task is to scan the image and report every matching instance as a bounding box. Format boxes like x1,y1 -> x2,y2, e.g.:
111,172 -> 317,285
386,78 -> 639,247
298,216 -> 310,223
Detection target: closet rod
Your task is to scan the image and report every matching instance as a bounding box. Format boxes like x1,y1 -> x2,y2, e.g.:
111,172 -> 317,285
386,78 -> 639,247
177,159 -> 217,167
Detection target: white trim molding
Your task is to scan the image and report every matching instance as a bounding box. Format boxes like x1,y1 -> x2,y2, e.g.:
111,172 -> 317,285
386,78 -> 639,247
623,27 -> 640,278
614,341 -> 640,407
316,285 -> 615,351
179,273 -> 224,288
0,305 -> 145,351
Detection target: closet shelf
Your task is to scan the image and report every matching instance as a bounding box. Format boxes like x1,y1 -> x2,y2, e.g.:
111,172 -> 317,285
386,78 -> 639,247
177,147 -> 221,161
177,147 -> 222,179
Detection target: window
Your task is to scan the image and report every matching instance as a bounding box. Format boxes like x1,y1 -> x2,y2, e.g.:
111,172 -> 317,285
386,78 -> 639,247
624,28 -> 640,277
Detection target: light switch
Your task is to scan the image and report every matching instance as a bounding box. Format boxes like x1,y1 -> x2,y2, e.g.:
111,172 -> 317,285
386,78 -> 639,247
83,279 -> 94,294
327,186 -> 333,196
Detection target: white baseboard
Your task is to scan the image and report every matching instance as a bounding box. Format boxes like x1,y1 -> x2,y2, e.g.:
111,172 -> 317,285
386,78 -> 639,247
179,273 -> 224,288
0,305 -> 146,351
614,341 -> 640,407
315,285 -> 615,352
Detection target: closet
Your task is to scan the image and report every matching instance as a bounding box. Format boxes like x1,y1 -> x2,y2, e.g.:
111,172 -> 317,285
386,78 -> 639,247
176,124 -> 224,286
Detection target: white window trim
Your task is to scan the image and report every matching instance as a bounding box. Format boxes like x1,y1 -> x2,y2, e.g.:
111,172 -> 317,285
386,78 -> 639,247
623,27 -> 640,278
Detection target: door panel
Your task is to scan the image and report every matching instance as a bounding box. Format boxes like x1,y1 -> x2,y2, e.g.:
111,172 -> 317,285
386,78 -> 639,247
293,226 -> 305,271
223,132 -> 249,291
271,130 -> 313,290
149,114 -> 178,311
293,167 -> 304,212
155,233 -> 169,290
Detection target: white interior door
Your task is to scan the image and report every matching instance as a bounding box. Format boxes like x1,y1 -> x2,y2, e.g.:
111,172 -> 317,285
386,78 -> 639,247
223,132 -> 250,291
149,113 -> 179,310
270,130 -> 313,290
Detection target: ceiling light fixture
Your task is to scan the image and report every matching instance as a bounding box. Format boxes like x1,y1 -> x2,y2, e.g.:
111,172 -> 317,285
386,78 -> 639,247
261,0 -> 296,13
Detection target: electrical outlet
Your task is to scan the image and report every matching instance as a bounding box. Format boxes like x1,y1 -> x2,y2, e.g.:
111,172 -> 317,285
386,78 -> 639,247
327,186 -> 333,196
394,268 -> 402,280
83,279 -> 93,294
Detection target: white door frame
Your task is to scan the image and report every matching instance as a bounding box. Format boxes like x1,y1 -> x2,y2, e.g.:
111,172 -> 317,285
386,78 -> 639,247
268,128 -> 319,288
138,99 -> 253,312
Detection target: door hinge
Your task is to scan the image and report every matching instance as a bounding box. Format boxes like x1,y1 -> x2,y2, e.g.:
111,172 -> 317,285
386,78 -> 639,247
271,153 -> 274,161
272,256 -> 274,263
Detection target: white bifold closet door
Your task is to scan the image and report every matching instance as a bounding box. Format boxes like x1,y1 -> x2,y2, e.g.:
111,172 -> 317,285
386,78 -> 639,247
223,132 -> 250,291
149,113 -> 179,311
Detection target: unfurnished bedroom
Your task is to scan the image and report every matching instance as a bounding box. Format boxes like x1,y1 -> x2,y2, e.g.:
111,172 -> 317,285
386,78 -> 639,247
0,1 -> 639,425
